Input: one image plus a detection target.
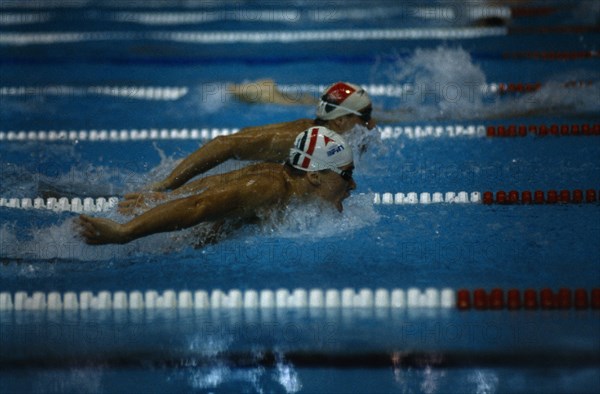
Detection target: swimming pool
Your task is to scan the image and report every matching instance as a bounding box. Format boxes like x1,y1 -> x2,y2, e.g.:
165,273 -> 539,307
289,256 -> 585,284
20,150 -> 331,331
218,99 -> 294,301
1,1 -> 599,392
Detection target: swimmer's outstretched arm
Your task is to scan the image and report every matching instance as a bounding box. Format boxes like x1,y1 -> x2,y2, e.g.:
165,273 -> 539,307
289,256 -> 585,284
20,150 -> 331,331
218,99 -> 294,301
150,135 -> 238,192
149,119 -> 312,192
79,177 -> 283,245
119,163 -> 277,216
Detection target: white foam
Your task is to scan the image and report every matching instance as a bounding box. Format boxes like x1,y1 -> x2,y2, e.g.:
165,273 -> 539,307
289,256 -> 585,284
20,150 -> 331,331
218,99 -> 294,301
387,46 -> 488,119
274,355 -> 303,393
380,46 -> 600,121
260,193 -> 380,240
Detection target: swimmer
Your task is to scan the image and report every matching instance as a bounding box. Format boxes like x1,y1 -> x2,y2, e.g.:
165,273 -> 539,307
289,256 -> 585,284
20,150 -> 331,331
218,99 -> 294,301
77,127 -> 356,245
146,82 -> 375,192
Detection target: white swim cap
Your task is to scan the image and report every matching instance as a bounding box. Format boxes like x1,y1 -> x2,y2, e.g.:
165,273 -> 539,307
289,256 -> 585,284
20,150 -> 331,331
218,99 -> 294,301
289,126 -> 353,172
316,82 -> 371,120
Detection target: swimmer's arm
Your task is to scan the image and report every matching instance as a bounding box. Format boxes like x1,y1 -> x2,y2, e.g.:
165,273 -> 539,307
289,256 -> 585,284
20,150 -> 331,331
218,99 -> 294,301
232,119 -> 313,159
90,177 -> 283,244
149,134 -> 247,192
150,119 -> 312,192
119,164 -> 269,215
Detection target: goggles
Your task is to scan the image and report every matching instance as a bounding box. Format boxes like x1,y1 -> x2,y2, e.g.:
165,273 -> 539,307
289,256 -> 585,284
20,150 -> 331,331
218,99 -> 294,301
320,95 -> 372,124
290,148 -> 354,182
331,166 -> 354,182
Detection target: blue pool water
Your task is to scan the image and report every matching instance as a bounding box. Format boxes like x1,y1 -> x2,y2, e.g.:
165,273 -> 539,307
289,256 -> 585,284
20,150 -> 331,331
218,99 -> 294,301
1,1 -> 600,393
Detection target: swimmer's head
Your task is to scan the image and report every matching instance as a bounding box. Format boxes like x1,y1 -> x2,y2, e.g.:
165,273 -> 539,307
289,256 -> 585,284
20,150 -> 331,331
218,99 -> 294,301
316,82 -> 372,121
289,126 -> 356,212
289,126 -> 353,174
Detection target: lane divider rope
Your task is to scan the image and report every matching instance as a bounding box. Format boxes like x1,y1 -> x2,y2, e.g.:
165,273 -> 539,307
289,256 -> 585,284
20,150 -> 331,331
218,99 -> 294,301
376,189 -> 599,205
0,125 -> 486,142
0,127 -> 240,142
0,197 -> 119,213
0,85 -> 188,100
0,0 -> 214,8
381,125 -> 485,139
503,50 -> 599,60
494,80 -> 594,94
487,123 -> 600,137
0,0 -> 247,8
0,1 -> 509,14
107,6 -> 511,25
0,12 -> 52,25
0,193 -> 480,212
375,191 -> 481,204
2,190 -> 598,212
1,81 -> 593,102
0,288 -> 456,311
0,28 -> 508,46
1,287 -> 597,312
2,123 -> 597,142
457,288 -> 600,310
482,189 -> 599,204
278,80 -> 596,97
3,30 -> 597,47
0,0 -> 543,15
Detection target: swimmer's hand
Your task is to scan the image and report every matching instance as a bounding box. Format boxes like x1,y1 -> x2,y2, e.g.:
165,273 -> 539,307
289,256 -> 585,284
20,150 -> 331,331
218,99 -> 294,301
118,192 -> 166,215
76,215 -> 130,245
146,180 -> 170,193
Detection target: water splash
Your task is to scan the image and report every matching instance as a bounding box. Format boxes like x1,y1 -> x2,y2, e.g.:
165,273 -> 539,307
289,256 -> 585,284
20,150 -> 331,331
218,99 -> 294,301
273,352 -> 303,393
180,335 -> 303,393
31,368 -> 104,394
343,123 -> 388,161
0,190 -> 377,263
387,46 -> 487,119
489,75 -> 600,119
189,83 -> 228,114
381,46 -> 600,120
259,193 -> 379,240
0,208 -> 204,263
468,370 -> 499,394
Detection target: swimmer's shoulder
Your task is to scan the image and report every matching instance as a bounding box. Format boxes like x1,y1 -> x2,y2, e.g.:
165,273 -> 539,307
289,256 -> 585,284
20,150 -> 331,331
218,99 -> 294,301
240,163 -> 291,200
287,118 -> 315,130
238,118 -> 315,135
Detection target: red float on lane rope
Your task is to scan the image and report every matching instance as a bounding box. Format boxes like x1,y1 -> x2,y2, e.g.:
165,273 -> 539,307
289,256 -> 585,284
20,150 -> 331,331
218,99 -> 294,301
495,191 -> 506,204
559,190 -> 570,203
534,190 -> 545,204
456,288 -> 600,311
489,289 -> 504,310
592,289 -> 600,309
507,289 -> 521,310
557,288 -> 572,309
457,289 -> 471,310
540,288 -> 555,309
524,289 -> 538,309
483,191 -> 493,204
575,289 -> 589,309
486,123 -> 600,137
474,289 -> 488,310
482,189 -> 598,205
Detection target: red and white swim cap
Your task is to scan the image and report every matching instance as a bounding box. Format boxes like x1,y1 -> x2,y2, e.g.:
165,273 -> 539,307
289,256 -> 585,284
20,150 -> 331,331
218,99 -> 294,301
316,82 -> 371,120
290,126 -> 353,172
